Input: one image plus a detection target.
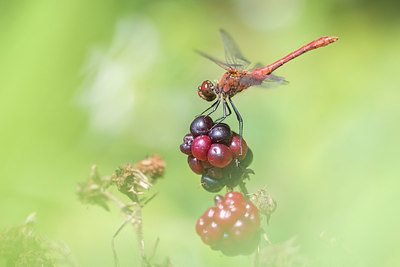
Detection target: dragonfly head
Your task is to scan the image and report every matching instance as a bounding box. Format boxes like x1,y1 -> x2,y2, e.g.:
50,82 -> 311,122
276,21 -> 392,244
198,80 -> 217,101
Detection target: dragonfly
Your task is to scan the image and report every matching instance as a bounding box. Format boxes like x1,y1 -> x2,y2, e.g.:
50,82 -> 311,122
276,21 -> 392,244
196,30 -> 338,151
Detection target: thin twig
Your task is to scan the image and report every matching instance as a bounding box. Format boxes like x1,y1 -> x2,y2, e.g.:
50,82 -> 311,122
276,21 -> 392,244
103,190 -> 130,209
148,237 -> 160,262
127,192 -> 146,267
111,209 -> 137,267
141,192 -> 159,207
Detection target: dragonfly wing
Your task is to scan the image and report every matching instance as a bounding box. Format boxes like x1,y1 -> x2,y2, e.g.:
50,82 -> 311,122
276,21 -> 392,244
259,74 -> 288,88
195,49 -> 231,71
248,62 -> 264,71
239,74 -> 288,89
219,29 -> 251,70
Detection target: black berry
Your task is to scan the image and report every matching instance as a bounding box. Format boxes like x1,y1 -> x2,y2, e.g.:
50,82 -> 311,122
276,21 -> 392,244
180,133 -> 194,155
208,123 -> 232,145
201,174 -> 225,193
239,148 -> 253,168
190,116 -> 214,137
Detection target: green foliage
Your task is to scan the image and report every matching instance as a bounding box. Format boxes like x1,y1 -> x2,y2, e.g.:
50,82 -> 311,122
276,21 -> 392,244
0,0 -> 399,266
0,214 -> 75,267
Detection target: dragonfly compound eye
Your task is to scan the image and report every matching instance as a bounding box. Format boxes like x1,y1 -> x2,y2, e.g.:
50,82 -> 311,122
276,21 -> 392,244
198,80 -> 217,102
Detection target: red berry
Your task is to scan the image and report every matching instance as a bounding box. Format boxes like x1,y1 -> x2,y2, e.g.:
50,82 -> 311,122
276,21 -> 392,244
195,191 -> 261,256
202,207 -> 217,222
191,135 -> 212,161
196,217 -> 206,235
225,191 -> 246,204
229,219 -> 256,242
214,195 -> 224,204
187,156 -> 204,174
229,134 -> 248,160
238,232 -> 260,255
214,207 -> 236,228
205,221 -> 224,241
243,203 -> 260,225
207,144 -> 232,168
190,116 -> 214,137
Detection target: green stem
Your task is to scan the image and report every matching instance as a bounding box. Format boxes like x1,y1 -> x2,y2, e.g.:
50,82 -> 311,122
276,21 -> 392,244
127,192 -> 146,267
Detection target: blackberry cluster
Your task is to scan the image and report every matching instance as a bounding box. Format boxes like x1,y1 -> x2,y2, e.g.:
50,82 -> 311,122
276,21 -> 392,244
179,116 -> 253,192
196,192 -> 261,256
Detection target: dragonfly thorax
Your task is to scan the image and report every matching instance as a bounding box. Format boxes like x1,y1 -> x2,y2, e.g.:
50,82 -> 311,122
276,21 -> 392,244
219,70 -> 251,98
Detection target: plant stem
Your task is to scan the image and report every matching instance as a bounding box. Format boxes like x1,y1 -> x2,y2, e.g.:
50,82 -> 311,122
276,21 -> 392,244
102,190 -> 127,209
127,192 -> 146,267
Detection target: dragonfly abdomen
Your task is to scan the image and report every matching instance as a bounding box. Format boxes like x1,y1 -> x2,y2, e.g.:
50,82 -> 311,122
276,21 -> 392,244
253,36 -> 338,76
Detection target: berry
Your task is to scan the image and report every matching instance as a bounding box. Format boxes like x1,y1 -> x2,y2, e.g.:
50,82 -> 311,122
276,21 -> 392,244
201,174 -> 225,193
239,148 -> 253,168
224,163 -> 245,188
205,167 -> 224,179
195,192 -> 261,256
229,133 -> 248,160
208,123 -> 232,145
225,191 -> 246,204
187,156 -> 204,174
229,219 -> 256,242
190,116 -> 214,137
201,160 -> 213,169
180,133 -> 194,155
191,135 -> 212,161
207,144 -> 233,168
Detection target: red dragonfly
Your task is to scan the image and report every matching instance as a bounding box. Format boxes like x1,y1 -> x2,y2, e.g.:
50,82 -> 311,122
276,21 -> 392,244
196,30 -> 338,146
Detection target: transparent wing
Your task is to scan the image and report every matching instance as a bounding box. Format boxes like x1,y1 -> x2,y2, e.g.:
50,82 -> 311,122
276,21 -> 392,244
248,62 -> 264,72
195,49 -> 231,71
239,74 -> 289,89
219,29 -> 251,70
259,74 -> 289,88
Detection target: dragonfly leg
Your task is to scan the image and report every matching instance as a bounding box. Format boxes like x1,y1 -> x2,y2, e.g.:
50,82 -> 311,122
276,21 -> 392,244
213,98 -> 232,125
200,95 -> 221,117
229,97 -> 244,156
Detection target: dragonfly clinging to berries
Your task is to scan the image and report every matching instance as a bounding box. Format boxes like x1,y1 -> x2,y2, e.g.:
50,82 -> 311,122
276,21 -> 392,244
196,30 -> 338,151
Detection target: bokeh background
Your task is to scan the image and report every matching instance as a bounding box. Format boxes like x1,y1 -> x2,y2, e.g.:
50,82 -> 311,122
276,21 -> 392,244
1,0 -> 399,266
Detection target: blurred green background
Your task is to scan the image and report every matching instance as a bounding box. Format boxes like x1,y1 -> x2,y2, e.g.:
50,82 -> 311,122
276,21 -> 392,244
0,0 -> 399,266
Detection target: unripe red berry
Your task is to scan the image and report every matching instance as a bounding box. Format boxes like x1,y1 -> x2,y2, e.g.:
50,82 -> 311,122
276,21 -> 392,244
207,144 -> 233,168
191,135 -> 212,161
195,192 -> 261,256
187,156 -> 204,174
229,133 -> 248,160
